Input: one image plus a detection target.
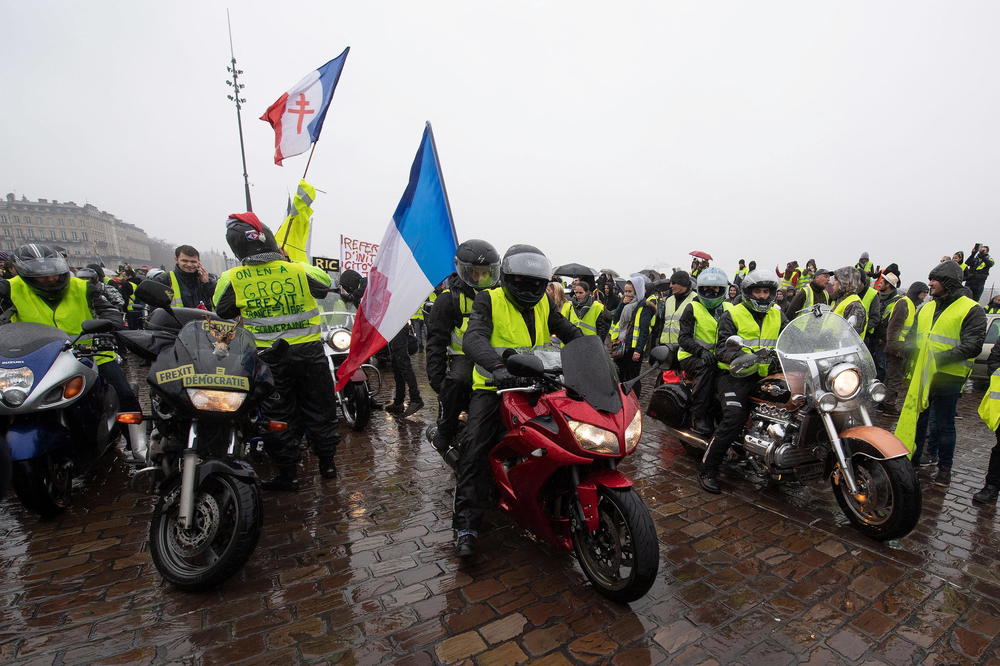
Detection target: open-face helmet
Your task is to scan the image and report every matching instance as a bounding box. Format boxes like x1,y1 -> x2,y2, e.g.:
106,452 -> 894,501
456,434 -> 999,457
740,269 -> 779,313
14,244 -> 71,298
454,239 -> 500,291
696,267 -> 729,310
500,244 -> 552,309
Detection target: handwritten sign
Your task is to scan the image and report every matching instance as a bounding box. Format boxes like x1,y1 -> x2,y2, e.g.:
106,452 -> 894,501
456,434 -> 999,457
340,235 -> 380,277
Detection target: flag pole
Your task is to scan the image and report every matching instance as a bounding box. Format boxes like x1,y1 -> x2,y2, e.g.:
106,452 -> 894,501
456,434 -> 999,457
302,144 -> 317,180
225,10 -> 253,212
284,144 -> 317,252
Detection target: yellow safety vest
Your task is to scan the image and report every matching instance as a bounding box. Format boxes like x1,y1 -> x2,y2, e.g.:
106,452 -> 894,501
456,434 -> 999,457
9,276 -> 114,365
881,293 -> 902,323
910,296 -> 979,379
446,290 -> 474,355
860,287 -> 878,337
979,369 -> 1000,431
802,284 -> 830,310
659,291 -> 696,344
895,295 -> 980,453
677,300 -> 718,361
219,260 -> 325,348
167,271 -> 185,308
560,300 -> 604,336
717,303 -> 780,377
833,294 -> 867,336
412,291 -> 437,321
631,295 -> 657,350
472,288 -> 550,391
895,297 -> 916,341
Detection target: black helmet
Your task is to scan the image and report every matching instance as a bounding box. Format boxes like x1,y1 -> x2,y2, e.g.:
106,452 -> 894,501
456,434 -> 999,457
14,244 -> 71,298
225,212 -> 280,261
740,269 -> 778,313
454,239 -> 500,291
500,244 -> 552,309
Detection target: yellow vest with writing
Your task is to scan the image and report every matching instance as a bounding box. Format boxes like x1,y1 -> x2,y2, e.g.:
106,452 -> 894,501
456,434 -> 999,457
225,261 -> 321,347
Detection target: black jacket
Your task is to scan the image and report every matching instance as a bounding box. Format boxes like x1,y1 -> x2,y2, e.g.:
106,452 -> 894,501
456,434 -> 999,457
0,278 -> 121,326
463,291 -> 582,372
154,267 -> 217,309
966,249 -> 995,285
426,274 -> 477,391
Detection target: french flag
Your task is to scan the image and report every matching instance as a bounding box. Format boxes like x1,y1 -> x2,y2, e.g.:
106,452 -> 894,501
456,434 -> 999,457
260,48 -> 350,166
335,123 -> 458,390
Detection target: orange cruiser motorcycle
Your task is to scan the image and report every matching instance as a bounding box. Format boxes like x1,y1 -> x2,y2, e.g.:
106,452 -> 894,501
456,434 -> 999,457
648,307 -> 921,540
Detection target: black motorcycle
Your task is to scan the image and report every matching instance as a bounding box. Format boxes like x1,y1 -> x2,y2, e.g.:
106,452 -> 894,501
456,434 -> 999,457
116,281 -> 284,590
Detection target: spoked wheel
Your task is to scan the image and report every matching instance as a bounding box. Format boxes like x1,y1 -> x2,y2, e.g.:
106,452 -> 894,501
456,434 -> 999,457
11,454 -> 72,519
572,487 -> 659,603
150,474 -> 261,591
832,440 -> 921,541
341,382 -> 371,431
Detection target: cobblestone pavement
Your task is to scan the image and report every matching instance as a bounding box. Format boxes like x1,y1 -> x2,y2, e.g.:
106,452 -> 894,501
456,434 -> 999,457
1,355 -> 999,664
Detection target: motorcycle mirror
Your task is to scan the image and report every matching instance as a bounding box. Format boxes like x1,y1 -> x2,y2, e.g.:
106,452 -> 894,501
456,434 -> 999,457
507,353 -> 545,378
135,279 -> 173,309
80,318 -> 119,334
649,345 -> 677,368
725,335 -> 745,351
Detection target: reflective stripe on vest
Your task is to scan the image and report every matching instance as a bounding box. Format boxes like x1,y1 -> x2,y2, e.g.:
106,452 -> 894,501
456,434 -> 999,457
912,296 -> 979,379
226,260 -> 322,347
472,288 -> 551,391
561,300 -> 603,336
9,276 -> 114,365
717,303 -> 780,377
881,293 -> 902,322
168,271 -> 185,308
979,369 -> 1000,430
896,297 -> 916,341
860,287 -> 878,337
448,290 -> 474,355
659,291 -> 696,344
677,300 -> 718,361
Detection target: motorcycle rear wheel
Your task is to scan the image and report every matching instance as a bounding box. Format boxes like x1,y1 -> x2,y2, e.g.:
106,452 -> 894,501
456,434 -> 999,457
573,487 -> 659,603
11,455 -> 72,519
150,473 -> 262,591
832,440 -> 921,541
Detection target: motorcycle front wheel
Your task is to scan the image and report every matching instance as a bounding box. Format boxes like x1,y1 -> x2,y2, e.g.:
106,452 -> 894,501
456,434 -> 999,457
150,473 -> 262,591
11,454 -> 72,519
831,440 -> 921,541
573,487 -> 659,603
340,382 -> 371,431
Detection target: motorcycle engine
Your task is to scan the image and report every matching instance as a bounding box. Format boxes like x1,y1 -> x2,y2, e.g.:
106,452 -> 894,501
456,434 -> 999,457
741,403 -> 797,467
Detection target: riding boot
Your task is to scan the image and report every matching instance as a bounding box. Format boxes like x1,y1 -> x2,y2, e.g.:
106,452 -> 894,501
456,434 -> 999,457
262,466 -> 299,492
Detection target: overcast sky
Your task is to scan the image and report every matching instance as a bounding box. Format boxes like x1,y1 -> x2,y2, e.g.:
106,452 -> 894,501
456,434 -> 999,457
3,1 -> 999,286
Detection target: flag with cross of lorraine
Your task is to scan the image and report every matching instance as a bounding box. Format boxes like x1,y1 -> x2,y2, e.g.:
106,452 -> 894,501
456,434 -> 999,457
260,47 -> 350,166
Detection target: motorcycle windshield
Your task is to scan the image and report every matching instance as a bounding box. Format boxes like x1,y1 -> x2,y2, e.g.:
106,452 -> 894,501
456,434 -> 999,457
561,336 -> 622,413
776,308 -> 877,401
152,319 -> 257,392
317,292 -> 355,329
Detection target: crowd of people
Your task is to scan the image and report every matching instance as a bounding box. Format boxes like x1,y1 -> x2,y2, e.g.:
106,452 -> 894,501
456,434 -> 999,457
2,227 -> 1000,560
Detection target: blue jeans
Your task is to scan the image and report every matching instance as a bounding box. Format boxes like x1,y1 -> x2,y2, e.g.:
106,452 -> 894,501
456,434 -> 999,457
912,382 -> 963,468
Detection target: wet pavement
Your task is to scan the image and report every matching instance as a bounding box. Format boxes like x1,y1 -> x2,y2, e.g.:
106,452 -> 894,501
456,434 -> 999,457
2,354 -> 1000,665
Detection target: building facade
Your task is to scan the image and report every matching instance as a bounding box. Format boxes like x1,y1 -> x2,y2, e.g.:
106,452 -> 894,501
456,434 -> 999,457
0,193 -> 152,268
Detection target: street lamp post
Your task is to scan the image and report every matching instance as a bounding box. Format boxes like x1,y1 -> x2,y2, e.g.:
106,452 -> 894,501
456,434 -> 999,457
225,11 -> 253,213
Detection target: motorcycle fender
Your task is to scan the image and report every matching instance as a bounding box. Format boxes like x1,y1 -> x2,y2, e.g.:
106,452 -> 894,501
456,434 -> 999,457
194,458 -> 258,486
840,426 -> 909,460
350,369 -> 367,383
576,469 -> 633,532
6,419 -> 71,461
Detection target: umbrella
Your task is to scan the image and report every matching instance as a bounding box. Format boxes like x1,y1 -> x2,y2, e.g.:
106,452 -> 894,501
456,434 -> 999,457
553,263 -> 598,279
689,251 -> 713,261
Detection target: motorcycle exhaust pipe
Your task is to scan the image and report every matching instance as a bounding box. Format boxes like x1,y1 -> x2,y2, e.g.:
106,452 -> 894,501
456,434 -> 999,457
178,423 -> 198,530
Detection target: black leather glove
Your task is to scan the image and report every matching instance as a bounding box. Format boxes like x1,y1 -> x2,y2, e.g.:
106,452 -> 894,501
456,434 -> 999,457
698,347 -> 715,365
729,352 -> 758,376
491,366 -> 518,389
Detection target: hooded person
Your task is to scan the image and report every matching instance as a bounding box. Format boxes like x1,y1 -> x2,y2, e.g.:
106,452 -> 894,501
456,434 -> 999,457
829,267 -> 868,336
856,251 -> 875,277
213,212 -> 341,489
453,244 -> 582,556
613,273 -> 654,395
896,261 -> 987,486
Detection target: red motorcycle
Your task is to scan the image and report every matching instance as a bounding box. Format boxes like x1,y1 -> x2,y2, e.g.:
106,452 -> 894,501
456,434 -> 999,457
490,335 -> 659,602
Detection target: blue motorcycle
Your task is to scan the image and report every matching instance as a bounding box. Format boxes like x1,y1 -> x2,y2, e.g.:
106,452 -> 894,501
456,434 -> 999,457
0,320 -> 120,518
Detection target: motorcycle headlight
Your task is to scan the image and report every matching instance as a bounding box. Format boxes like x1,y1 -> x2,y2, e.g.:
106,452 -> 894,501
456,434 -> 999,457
185,389 -> 247,412
326,329 -> 352,351
0,367 -> 33,392
624,411 -> 642,453
567,419 -> 619,455
817,392 -> 838,412
828,365 -> 861,400
869,381 -> 887,403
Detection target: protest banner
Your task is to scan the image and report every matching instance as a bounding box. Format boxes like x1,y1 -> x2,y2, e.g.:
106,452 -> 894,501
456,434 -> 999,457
340,235 -> 380,276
